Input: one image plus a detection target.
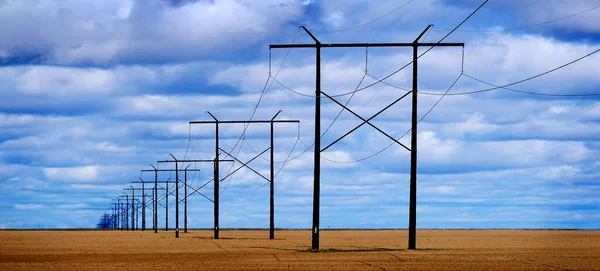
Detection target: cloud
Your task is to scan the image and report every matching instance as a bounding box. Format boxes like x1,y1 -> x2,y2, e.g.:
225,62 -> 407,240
0,0 -> 305,64
57,203 -> 90,209
68,184 -> 126,192
43,166 -> 99,182
13,204 -> 44,210
16,66 -> 117,95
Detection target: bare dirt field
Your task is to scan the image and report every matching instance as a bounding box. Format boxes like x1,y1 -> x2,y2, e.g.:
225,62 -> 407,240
1,229 -> 599,270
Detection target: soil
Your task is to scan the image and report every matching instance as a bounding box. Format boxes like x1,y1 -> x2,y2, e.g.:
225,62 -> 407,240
1,230 -> 599,270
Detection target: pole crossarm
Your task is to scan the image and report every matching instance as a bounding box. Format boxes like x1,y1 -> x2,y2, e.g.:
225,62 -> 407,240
141,169 -> 202,172
218,147 -> 270,183
131,181 -> 173,184
158,159 -> 221,163
189,120 -> 299,124
320,90 -> 412,152
270,42 -> 463,49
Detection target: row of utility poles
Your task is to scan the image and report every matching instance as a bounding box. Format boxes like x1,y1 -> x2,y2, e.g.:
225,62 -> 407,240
104,111 -> 299,240
101,24 -> 465,250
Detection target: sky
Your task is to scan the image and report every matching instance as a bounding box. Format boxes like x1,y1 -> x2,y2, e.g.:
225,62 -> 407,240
1,0 -> 599,230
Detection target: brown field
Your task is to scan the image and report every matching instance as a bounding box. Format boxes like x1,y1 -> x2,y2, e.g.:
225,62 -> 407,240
1,229 -> 599,270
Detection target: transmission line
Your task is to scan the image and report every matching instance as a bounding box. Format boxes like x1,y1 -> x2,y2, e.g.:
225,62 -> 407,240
441,4 -> 600,33
368,46 -> 600,97
273,0 -> 488,99
318,0 -> 415,34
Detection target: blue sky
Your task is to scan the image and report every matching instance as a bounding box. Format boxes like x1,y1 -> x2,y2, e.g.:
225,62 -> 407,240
1,0 -> 599,229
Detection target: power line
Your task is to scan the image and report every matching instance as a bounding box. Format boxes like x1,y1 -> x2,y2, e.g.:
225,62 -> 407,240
320,44 -> 600,163
219,28 -> 302,196
441,4 -> 600,33
273,0 -> 488,99
369,47 -> 600,97
463,73 -> 600,97
318,0 -> 415,34
321,73 -> 367,137
314,1 -> 489,164
318,72 -> 464,164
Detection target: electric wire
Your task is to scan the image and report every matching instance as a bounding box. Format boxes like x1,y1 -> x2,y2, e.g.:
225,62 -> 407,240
319,40 -> 600,164
273,0 -> 488,99
313,1 -> 489,163
368,47 -> 600,96
463,73 -> 600,97
318,0 -> 415,34
321,58 -> 368,137
318,72 -> 464,164
441,4 -> 600,33
219,27 -> 302,195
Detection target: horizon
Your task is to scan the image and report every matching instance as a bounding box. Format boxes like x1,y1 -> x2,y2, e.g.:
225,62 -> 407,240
1,0 -> 599,230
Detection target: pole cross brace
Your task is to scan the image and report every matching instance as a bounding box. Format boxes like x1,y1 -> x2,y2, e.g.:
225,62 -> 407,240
186,178 -> 214,200
218,147 -> 270,183
320,90 -> 412,152
180,181 -> 213,203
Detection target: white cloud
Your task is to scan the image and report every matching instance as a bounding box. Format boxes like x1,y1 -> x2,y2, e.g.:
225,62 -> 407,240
68,184 -> 125,192
13,204 -> 44,210
0,0 -> 305,64
43,166 -> 99,182
57,203 -> 90,209
423,185 -> 456,195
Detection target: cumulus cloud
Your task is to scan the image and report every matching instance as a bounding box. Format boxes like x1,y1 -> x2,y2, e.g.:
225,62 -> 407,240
0,0 -> 306,64
13,204 -> 44,210
43,166 -> 99,182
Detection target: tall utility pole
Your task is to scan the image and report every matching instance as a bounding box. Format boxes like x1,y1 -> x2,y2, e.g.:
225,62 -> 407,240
131,187 -> 135,231
156,158 -> 231,238
210,112 -> 220,240
129,181 -> 156,232
151,165 -> 158,233
119,194 -> 129,230
269,111 -> 279,240
189,111 -> 299,240
141,179 -> 145,230
133,176 -> 173,232
123,187 -> 136,231
270,25 -> 464,250
115,199 -> 120,230
184,165 -> 191,233
170,154 -> 180,238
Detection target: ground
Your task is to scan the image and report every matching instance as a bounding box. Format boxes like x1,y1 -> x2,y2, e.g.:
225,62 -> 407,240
1,230 -> 599,270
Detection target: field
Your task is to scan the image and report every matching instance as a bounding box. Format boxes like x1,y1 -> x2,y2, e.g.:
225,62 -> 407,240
1,230 -> 599,270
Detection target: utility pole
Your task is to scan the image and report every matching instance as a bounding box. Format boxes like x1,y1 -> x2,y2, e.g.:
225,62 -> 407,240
270,25 -> 464,250
133,176 -> 173,232
152,165 -> 158,233
118,200 -> 121,230
130,180 -> 156,232
124,186 -> 136,231
141,179 -> 145,230
156,158 -> 231,238
131,188 -> 135,231
170,154 -> 180,238
209,112 -> 219,240
116,199 -> 121,230
190,111 -> 299,240
119,194 -> 129,230
270,110 -> 280,240
184,165 -> 191,233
